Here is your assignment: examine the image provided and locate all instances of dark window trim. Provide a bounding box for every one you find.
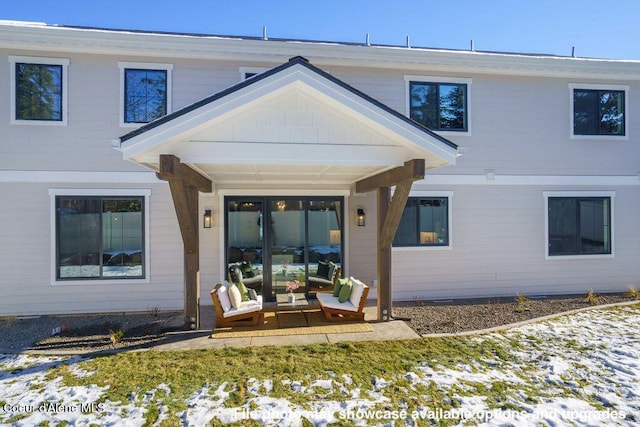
[55,195,146,281]
[409,81,468,132]
[572,88,626,136]
[123,68,168,124]
[15,62,64,122]
[393,196,451,248]
[547,196,612,257]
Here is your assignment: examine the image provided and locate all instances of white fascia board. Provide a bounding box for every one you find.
[416,174,640,186]
[3,22,640,81]
[0,170,160,183]
[177,142,410,166]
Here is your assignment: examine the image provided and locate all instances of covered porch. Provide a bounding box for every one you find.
[117,57,458,328]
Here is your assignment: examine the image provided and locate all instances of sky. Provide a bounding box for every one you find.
[1,0,639,60]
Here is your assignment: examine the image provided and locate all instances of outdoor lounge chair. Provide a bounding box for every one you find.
[316,277,369,322]
[308,261,341,293]
[210,283,263,327]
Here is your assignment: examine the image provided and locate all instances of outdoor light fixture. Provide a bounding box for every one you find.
[356,208,366,226]
[203,209,212,229]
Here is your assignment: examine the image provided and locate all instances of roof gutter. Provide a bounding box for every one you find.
[2,21,639,80]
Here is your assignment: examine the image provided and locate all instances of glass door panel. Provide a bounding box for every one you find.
[226,199,264,294]
[270,198,306,298]
[307,199,343,293]
[224,196,344,301]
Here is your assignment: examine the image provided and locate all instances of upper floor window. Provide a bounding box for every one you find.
[570,84,628,138]
[9,56,69,125]
[393,193,452,248]
[405,76,471,133]
[119,62,173,126]
[545,192,614,258]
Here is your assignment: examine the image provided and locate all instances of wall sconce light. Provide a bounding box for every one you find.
[356,208,366,226]
[203,208,212,229]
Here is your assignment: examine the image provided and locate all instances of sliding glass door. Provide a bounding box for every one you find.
[225,196,343,301]
[270,198,306,296]
[225,199,265,295]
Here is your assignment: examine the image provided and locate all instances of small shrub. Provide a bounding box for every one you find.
[149,306,161,318]
[585,289,602,305]
[624,285,639,300]
[109,329,125,345]
[515,293,530,313]
[3,316,17,327]
[412,296,426,306]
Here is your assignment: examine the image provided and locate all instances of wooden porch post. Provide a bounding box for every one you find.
[356,159,425,321]
[157,154,212,329]
[377,187,392,321]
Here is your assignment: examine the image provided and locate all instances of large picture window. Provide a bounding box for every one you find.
[54,194,147,280]
[9,56,69,125]
[394,195,451,248]
[546,193,613,257]
[570,84,628,138]
[406,76,470,132]
[119,62,173,126]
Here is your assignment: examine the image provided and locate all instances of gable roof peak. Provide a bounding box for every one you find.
[289,56,310,63]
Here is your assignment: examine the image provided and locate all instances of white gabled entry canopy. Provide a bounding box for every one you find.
[117,56,458,189]
[116,56,459,327]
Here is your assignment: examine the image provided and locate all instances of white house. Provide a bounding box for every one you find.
[1,21,639,324]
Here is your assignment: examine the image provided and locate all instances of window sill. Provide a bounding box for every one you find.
[433,130,471,137]
[52,277,150,286]
[545,254,614,260]
[11,119,67,126]
[571,134,628,141]
[393,245,452,252]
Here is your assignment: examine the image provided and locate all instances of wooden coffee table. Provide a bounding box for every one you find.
[276,293,311,326]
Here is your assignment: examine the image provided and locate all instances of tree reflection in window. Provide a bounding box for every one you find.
[124,69,167,123]
[574,89,625,136]
[410,82,467,131]
[16,63,62,121]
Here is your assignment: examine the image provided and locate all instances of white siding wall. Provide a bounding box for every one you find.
[199,193,223,302]
[392,185,640,300]
[0,182,184,316]
[2,44,639,314]
[328,67,640,177]
[347,192,377,292]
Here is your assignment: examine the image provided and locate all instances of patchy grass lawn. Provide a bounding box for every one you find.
[1,304,638,426]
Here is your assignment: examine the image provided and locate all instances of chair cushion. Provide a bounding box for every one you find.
[233,267,244,283]
[317,293,358,312]
[317,261,329,279]
[338,280,352,303]
[217,285,232,313]
[228,284,242,309]
[222,296,263,318]
[334,277,349,297]
[349,277,366,308]
[236,282,250,301]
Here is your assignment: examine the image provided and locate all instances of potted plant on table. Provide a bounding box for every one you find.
[286,280,300,303]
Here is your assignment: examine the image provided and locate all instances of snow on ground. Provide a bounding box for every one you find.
[0,306,638,426]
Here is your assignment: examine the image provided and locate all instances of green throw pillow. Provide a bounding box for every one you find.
[334,277,349,297]
[236,282,250,302]
[338,281,353,303]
